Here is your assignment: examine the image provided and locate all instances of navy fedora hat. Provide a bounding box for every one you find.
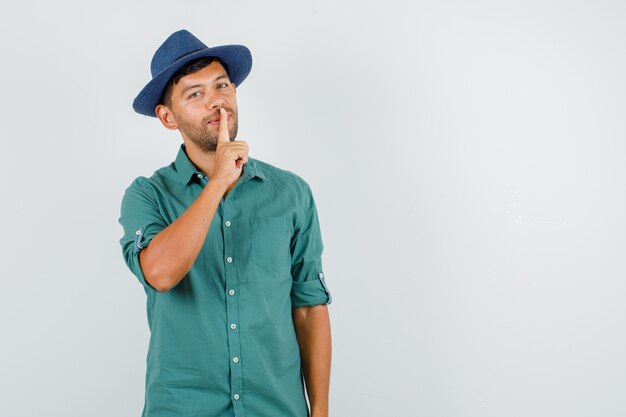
[133,29,252,117]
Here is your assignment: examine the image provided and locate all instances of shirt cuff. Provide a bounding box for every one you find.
[291,271,332,307]
[125,227,160,293]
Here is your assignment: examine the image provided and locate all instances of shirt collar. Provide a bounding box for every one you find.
[173,143,266,185]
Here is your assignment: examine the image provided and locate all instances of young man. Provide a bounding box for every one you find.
[118,29,332,417]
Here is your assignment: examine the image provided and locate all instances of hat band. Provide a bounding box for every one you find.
[173,48,203,63]
[154,48,205,78]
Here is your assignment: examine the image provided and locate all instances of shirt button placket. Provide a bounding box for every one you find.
[222,202,245,417]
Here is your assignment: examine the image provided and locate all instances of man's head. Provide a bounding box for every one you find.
[132,29,251,123]
[155,57,239,153]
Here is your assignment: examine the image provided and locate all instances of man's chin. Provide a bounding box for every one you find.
[185,136,217,153]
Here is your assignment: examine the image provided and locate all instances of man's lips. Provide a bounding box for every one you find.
[208,112,230,125]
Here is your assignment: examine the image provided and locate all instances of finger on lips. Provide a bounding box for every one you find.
[218,108,229,142]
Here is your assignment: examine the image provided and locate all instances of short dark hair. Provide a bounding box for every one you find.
[158,56,226,107]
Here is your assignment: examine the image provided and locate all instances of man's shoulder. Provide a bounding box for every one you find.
[250,156,313,195]
[122,162,175,194]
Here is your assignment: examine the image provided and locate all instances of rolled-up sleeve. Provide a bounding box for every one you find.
[290,182,332,307]
[118,178,168,293]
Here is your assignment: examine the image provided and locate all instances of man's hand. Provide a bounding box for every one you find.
[211,107,248,190]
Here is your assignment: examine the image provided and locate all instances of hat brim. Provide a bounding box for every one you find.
[133,45,252,117]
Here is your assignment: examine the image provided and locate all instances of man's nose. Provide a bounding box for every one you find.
[206,93,225,109]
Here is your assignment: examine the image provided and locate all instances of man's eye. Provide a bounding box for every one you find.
[189,91,201,98]
[218,83,228,88]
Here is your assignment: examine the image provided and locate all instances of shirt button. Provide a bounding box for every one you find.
[234,394,240,400]
[197,173,203,179]
[229,289,235,296]
[233,357,239,363]
[226,256,233,263]
[230,323,237,330]
[225,221,231,227]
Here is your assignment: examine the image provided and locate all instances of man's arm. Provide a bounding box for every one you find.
[138,179,228,291]
[292,304,332,417]
[140,108,245,292]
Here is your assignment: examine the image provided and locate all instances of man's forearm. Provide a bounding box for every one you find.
[139,179,229,292]
[292,304,332,417]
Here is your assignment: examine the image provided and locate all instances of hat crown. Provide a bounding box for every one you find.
[150,30,208,77]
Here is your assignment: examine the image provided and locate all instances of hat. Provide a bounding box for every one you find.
[133,29,252,117]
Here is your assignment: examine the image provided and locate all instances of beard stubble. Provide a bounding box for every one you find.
[176,109,239,153]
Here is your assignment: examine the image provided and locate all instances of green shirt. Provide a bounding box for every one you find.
[118,143,332,417]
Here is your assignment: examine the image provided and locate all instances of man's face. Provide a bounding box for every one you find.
[160,60,239,152]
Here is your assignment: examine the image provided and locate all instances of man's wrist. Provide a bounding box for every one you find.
[206,178,230,194]
[311,404,329,417]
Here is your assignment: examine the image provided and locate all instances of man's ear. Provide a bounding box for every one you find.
[231,82,237,93]
[155,104,179,130]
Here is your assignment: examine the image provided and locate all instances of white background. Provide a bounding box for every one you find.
[1,1,625,416]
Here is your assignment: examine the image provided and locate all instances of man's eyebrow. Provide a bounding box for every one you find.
[180,74,229,97]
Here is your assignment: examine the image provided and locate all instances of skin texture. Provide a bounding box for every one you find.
[143,60,332,417]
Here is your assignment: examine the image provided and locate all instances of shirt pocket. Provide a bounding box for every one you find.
[250,216,293,275]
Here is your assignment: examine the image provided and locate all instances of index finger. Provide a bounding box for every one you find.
[218,108,229,143]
